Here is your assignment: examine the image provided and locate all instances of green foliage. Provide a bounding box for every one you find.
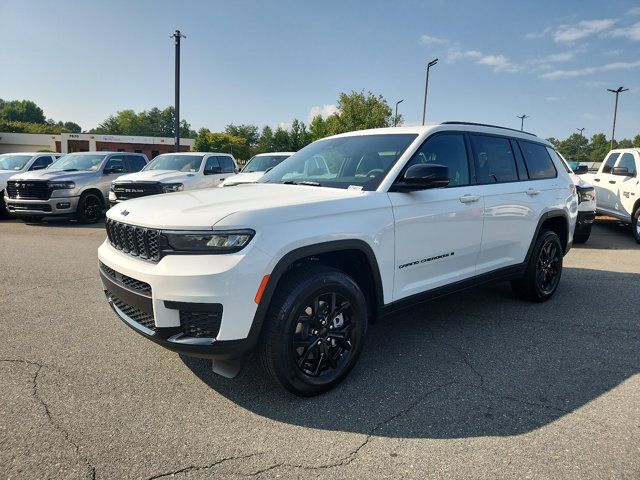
[0,120,72,134]
[257,126,274,152]
[194,129,250,159]
[332,90,394,134]
[90,106,195,138]
[558,133,589,162]
[225,124,259,147]
[309,115,328,142]
[0,99,46,124]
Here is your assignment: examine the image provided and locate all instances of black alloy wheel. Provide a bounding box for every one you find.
[536,240,561,294]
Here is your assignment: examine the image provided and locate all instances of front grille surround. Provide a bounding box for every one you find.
[113,182,163,201]
[105,219,160,262]
[6,180,53,200]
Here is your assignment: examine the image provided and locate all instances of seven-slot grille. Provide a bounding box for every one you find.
[113,182,163,201]
[6,180,52,200]
[99,262,152,296]
[105,218,160,261]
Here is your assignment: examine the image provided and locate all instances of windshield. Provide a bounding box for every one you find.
[242,154,290,173]
[0,154,33,171]
[49,154,106,171]
[143,154,204,172]
[259,134,418,190]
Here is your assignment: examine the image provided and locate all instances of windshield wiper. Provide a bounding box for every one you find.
[281,180,321,186]
[62,168,79,172]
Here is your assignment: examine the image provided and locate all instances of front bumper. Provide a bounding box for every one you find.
[576,210,596,233]
[98,240,273,359]
[5,195,80,216]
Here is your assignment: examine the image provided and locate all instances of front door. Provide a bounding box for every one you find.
[389,132,484,301]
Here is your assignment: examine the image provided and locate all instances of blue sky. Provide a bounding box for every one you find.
[1,0,639,140]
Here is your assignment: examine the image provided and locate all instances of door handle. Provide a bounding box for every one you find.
[459,195,480,203]
[525,188,540,196]
[609,180,616,184]
[594,178,600,182]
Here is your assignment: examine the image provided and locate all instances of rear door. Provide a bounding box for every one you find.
[473,135,552,274]
[389,132,485,300]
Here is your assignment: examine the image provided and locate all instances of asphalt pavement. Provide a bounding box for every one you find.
[1,217,639,479]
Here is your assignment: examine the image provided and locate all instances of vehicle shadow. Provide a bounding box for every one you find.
[11,218,106,229]
[574,218,637,250]
[181,266,639,439]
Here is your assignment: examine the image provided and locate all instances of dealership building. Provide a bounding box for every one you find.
[0,132,194,159]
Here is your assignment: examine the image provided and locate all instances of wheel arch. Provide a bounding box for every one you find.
[246,240,384,350]
[78,187,107,209]
[525,210,571,263]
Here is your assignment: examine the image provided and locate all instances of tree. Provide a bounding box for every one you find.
[546,137,560,148]
[634,135,640,148]
[63,121,82,133]
[271,127,291,152]
[333,90,394,133]
[617,139,634,148]
[91,106,195,138]
[257,126,274,153]
[0,99,46,124]
[194,129,250,160]
[558,133,589,162]
[588,133,609,164]
[309,115,328,142]
[225,124,259,147]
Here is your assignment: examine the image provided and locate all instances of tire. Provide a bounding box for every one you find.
[75,192,103,224]
[632,208,640,244]
[0,191,8,219]
[258,265,368,396]
[573,224,592,244]
[511,230,563,302]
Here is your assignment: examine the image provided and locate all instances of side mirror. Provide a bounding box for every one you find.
[204,166,222,175]
[393,164,450,192]
[572,165,588,174]
[611,166,631,176]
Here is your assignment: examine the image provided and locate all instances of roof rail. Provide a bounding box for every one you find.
[441,121,537,137]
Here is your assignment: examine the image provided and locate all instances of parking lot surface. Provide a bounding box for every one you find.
[1,218,639,479]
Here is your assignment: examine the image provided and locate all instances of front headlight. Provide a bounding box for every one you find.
[110,182,115,192]
[163,229,255,253]
[48,181,75,190]
[577,186,595,204]
[162,183,184,193]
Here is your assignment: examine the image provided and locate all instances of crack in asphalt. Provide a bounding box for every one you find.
[146,452,266,479]
[0,358,97,480]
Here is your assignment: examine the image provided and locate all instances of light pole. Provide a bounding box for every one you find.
[577,127,585,137]
[171,30,186,153]
[422,58,438,125]
[577,128,585,163]
[394,99,404,127]
[517,114,529,131]
[607,86,628,150]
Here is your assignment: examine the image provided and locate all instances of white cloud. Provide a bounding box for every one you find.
[581,112,599,120]
[276,122,291,131]
[628,7,640,16]
[419,35,448,45]
[525,27,551,39]
[540,60,640,78]
[307,104,338,123]
[553,19,616,42]
[545,96,563,102]
[608,21,640,40]
[476,54,520,73]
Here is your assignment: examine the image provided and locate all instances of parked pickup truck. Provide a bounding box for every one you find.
[110,152,238,205]
[583,148,640,243]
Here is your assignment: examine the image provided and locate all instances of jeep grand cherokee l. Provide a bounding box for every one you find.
[98,122,577,396]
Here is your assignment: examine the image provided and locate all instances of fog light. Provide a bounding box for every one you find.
[56,202,71,209]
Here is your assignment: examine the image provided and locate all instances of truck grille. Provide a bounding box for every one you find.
[113,182,163,201]
[99,262,152,296]
[105,219,161,262]
[109,293,156,331]
[6,180,52,200]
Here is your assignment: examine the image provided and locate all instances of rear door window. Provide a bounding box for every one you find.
[518,141,557,180]
[218,156,236,173]
[126,155,147,172]
[470,135,518,184]
[204,156,221,174]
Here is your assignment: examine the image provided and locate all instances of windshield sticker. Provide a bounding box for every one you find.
[347,185,363,191]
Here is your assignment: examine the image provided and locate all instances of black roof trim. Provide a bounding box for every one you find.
[441,121,537,137]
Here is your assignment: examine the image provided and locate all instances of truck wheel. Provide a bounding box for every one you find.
[258,265,368,396]
[632,208,640,244]
[75,192,103,224]
[573,224,592,244]
[0,191,8,218]
[511,230,563,302]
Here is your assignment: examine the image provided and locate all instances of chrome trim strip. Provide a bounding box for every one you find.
[167,332,215,345]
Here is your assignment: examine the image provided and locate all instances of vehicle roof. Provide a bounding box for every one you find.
[608,148,640,153]
[253,152,296,156]
[326,122,549,145]
[0,152,57,156]
[154,151,233,156]
[62,151,145,155]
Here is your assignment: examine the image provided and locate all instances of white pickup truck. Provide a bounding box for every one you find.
[583,148,640,243]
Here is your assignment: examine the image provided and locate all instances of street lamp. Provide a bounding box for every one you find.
[171,29,186,153]
[607,86,628,150]
[516,114,529,131]
[577,127,585,137]
[421,58,438,125]
[394,99,404,127]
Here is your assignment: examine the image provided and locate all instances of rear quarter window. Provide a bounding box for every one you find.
[518,141,557,180]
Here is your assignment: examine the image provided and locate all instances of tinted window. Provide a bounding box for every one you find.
[519,141,557,180]
[616,153,636,175]
[104,156,126,172]
[602,152,620,173]
[204,156,220,173]
[30,156,53,170]
[218,156,235,173]
[404,134,469,187]
[127,155,146,172]
[471,135,518,183]
[547,148,572,174]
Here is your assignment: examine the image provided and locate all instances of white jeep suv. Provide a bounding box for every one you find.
[98,122,577,396]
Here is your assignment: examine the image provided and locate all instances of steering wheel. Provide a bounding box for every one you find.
[366,169,384,178]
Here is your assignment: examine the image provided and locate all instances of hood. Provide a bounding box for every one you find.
[9,169,96,182]
[107,183,362,230]
[222,171,264,186]
[114,170,198,184]
[0,170,23,189]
